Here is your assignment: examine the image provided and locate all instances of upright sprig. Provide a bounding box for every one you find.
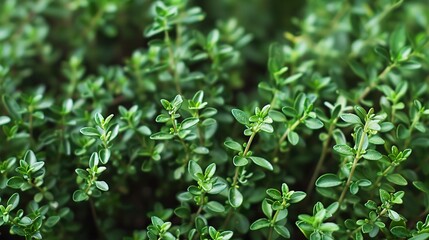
[186,90,218,146]
[147,216,177,240]
[74,113,118,201]
[226,104,274,209]
[0,193,42,240]
[306,100,347,194]
[371,146,412,190]
[174,160,227,238]
[250,183,306,239]
[144,0,205,94]
[151,94,207,178]
[296,202,340,240]
[270,93,323,150]
[316,106,387,206]
[345,189,405,239]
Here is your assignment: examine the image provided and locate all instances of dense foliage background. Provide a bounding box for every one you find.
[1,0,429,239]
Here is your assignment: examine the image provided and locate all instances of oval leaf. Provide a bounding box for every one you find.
[316,174,343,188]
[249,156,273,171]
[228,188,243,208]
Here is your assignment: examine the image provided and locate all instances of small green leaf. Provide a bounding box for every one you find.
[262,199,272,218]
[228,188,243,208]
[25,150,37,165]
[7,176,25,189]
[2,95,22,120]
[319,222,340,232]
[75,169,89,179]
[274,225,291,238]
[316,174,342,188]
[80,127,100,137]
[99,149,111,164]
[45,216,61,228]
[220,231,233,239]
[413,181,429,193]
[363,149,382,160]
[379,189,390,203]
[0,116,11,125]
[374,45,390,62]
[389,26,406,56]
[290,191,306,203]
[409,233,429,240]
[150,132,174,140]
[155,114,170,123]
[388,209,401,221]
[350,182,359,195]
[193,146,209,154]
[260,123,274,133]
[224,140,243,152]
[249,156,273,171]
[390,226,409,238]
[181,117,199,129]
[137,126,152,136]
[72,190,89,202]
[89,152,99,168]
[266,189,282,200]
[188,160,203,180]
[340,113,362,125]
[204,163,216,178]
[282,106,297,118]
[396,124,410,140]
[30,162,44,172]
[231,109,249,125]
[287,131,299,145]
[282,73,303,85]
[206,201,225,213]
[19,217,32,226]
[386,174,407,186]
[95,181,109,191]
[7,193,19,211]
[269,110,287,122]
[171,95,183,112]
[304,118,324,129]
[233,156,248,167]
[333,144,354,156]
[348,60,367,79]
[356,179,372,187]
[362,223,373,233]
[200,107,217,118]
[250,218,270,230]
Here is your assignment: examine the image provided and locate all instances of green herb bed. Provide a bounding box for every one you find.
[0,0,429,239]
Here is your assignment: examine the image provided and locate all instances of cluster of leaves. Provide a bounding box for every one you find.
[1,0,429,239]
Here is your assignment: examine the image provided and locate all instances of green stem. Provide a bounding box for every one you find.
[404,114,420,148]
[269,90,278,108]
[357,64,395,104]
[164,29,182,94]
[83,7,104,41]
[338,124,368,206]
[195,112,205,146]
[267,210,281,240]
[306,121,336,195]
[372,164,394,190]
[278,117,303,146]
[223,132,257,229]
[189,192,205,226]
[232,132,256,187]
[325,0,350,35]
[349,208,387,237]
[171,115,190,162]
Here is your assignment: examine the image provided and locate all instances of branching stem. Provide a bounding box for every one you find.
[338,123,369,206]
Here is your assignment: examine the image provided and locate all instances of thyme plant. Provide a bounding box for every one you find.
[0,0,429,239]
